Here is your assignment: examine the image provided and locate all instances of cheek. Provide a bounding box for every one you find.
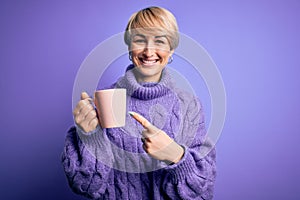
[131,56,139,65]
[159,51,171,61]
[130,43,144,53]
[130,48,143,57]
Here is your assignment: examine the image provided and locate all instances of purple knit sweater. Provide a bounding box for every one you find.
[62,67,217,200]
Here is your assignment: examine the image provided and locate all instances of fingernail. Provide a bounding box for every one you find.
[128,111,135,116]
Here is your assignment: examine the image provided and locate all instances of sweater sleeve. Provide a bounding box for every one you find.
[161,95,217,200]
[61,125,115,199]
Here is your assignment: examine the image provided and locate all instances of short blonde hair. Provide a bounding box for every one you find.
[124,6,179,50]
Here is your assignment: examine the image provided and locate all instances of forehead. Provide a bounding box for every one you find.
[130,28,168,38]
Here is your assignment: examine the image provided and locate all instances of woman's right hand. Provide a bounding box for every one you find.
[73,92,99,133]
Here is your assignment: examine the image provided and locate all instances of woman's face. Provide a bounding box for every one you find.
[129,32,174,82]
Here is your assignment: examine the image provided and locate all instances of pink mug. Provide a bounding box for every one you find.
[94,88,126,128]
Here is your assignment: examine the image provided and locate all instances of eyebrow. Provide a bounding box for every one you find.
[155,35,167,39]
[133,34,167,39]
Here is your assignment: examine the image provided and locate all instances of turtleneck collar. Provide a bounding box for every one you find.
[115,64,174,100]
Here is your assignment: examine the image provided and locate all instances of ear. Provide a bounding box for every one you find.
[169,49,174,57]
[128,46,132,59]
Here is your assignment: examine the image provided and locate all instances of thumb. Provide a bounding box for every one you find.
[81,91,90,100]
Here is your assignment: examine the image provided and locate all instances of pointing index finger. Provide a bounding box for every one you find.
[128,111,151,128]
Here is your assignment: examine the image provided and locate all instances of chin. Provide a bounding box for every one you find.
[132,66,162,81]
[138,67,160,75]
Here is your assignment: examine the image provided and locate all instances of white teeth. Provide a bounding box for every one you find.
[142,59,157,64]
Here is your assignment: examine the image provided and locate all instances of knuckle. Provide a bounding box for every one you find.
[92,118,98,124]
[78,100,85,107]
[74,115,81,124]
[80,107,88,114]
[82,104,93,113]
[90,110,97,118]
[83,99,92,106]
[85,111,95,120]
[79,100,89,109]
[90,119,98,127]
[86,104,93,111]
[81,104,88,110]
[92,110,97,117]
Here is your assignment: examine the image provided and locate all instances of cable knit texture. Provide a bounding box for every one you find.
[62,65,217,200]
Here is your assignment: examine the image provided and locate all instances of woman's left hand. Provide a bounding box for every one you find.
[129,111,184,164]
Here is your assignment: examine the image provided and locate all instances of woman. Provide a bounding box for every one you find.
[62,6,216,200]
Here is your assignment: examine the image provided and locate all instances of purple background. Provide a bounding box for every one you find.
[1,0,299,199]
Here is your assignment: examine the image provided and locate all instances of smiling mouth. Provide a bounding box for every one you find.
[139,58,159,66]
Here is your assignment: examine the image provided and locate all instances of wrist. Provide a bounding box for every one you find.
[171,145,184,164]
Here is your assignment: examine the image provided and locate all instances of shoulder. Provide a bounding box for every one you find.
[172,88,202,112]
[170,87,204,126]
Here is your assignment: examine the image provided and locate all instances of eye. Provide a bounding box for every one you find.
[155,40,165,44]
[134,39,146,44]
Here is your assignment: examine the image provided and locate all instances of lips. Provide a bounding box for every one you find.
[139,58,159,66]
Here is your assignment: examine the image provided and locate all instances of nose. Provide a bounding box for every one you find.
[143,42,155,57]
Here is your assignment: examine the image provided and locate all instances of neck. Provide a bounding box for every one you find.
[116,66,174,100]
[132,69,162,83]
